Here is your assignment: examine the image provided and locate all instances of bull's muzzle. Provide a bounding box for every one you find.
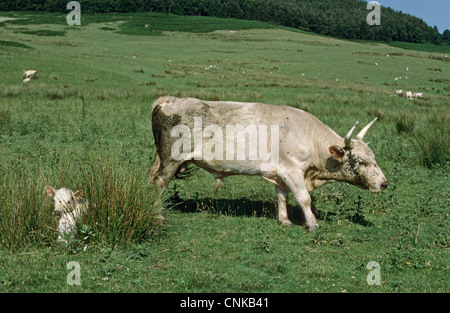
[369,180,388,193]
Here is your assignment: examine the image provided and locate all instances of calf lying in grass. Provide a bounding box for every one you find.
[45,186,88,243]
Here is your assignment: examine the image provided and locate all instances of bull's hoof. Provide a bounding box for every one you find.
[279,219,293,227]
[307,223,319,233]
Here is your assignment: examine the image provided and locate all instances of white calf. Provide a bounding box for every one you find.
[395,89,403,96]
[414,92,423,99]
[405,91,413,99]
[45,186,88,243]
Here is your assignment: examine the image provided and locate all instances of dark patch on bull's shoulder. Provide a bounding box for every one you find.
[152,105,182,128]
[152,105,182,149]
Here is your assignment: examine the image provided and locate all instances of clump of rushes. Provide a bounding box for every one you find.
[0,168,53,251]
[77,158,165,245]
[413,114,449,168]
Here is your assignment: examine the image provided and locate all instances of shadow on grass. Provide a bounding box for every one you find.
[169,194,374,228]
[168,194,310,227]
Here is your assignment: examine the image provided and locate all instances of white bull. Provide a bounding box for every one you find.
[149,96,388,231]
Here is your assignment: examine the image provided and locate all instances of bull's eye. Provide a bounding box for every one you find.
[358,160,368,167]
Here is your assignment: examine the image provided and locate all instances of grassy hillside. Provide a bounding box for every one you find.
[1,0,447,45]
[0,12,448,293]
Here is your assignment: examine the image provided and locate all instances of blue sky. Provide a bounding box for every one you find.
[380,0,449,33]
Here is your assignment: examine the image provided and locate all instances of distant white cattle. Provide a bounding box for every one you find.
[45,186,88,243]
[23,70,37,78]
[405,91,413,99]
[23,78,30,83]
[414,92,423,99]
[395,90,403,96]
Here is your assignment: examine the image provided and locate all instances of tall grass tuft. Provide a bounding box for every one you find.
[395,111,416,134]
[77,158,165,245]
[0,168,53,251]
[0,108,11,128]
[413,114,449,168]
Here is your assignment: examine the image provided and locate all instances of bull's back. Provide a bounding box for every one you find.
[151,96,332,161]
[152,96,313,128]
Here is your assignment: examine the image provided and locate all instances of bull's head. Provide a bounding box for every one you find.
[328,118,388,193]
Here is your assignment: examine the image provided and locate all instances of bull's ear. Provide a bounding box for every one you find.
[73,190,83,199]
[45,186,56,197]
[329,145,345,161]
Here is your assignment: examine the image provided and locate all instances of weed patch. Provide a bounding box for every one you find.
[0,40,33,49]
[17,29,65,36]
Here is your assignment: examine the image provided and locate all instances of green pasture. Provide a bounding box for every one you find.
[0,12,448,293]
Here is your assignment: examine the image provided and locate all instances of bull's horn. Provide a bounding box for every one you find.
[356,118,377,141]
[344,121,359,148]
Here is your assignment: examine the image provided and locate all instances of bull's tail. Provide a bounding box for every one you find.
[148,152,161,181]
[149,98,164,182]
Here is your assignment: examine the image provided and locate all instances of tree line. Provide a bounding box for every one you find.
[1,0,448,45]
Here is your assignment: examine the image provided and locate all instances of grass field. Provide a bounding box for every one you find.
[0,11,448,293]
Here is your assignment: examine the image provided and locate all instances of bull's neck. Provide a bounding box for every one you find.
[315,132,345,167]
[306,135,347,191]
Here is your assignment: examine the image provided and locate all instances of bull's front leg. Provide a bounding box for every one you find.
[282,171,318,232]
[275,185,292,226]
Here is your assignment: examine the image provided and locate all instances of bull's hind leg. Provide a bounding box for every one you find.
[153,159,185,197]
